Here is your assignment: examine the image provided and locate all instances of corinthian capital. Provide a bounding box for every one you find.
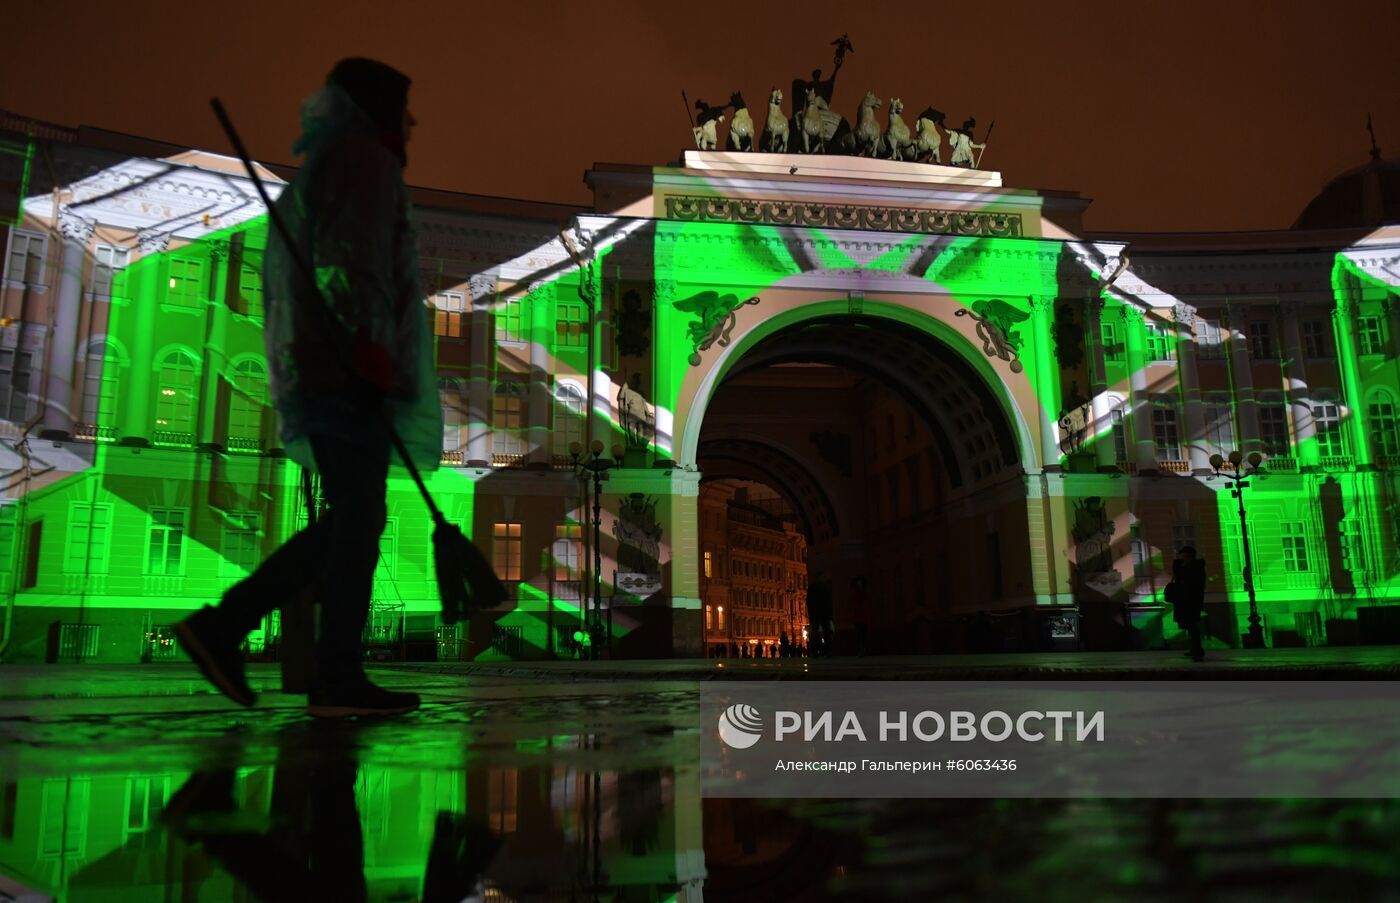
[1172,303,1197,326]
[1118,304,1145,325]
[58,209,96,243]
[468,273,496,304]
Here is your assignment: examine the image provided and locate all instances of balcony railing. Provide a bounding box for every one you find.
[1157,459,1190,473]
[1384,455,1400,470]
[440,449,465,465]
[1266,456,1298,472]
[1319,455,1354,471]
[1116,461,1137,475]
[72,422,117,442]
[152,430,195,448]
[226,435,263,454]
[491,452,527,468]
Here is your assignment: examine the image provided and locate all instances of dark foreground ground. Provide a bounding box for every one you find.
[1,648,1397,902]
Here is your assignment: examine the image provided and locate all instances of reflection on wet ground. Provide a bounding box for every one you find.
[1,665,1398,901]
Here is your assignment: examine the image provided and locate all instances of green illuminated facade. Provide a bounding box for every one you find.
[2,116,1399,661]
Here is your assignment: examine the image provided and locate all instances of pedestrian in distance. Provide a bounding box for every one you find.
[177,58,442,717]
[1167,545,1208,661]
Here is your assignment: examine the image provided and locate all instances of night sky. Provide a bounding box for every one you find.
[4,0,1397,233]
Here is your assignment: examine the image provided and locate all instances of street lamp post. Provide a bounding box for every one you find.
[1210,449,1266,649]
[570,439,624,659]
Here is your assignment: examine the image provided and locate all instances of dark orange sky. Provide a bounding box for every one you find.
[5,0,1397,233]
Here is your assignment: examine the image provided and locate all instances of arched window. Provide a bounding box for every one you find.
[82,340,120,428]
[1370,391,1400,459]
[555,382,585,455]
[155,350,197,435]
[228,359,267,442]
[491,382,526,458]
[440,378,466,452]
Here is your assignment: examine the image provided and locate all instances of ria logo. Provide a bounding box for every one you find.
[718,703,764,749]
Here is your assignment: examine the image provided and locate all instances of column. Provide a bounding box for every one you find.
[1225,301,1260,455]
[1030,296,1061,471]
[465,273,493,467]
[527,281,553,466]
[42,209,95,436]
[123,229,169,439]
[1174,303,1209,472]
[197,241,229,447]
[1122,305,1155,471]
[1281,308,1316,465]
[650,279,676,465]
[1332,281,1370,468]
[1085,297,1117,472]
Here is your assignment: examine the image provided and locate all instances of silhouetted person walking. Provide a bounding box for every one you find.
[807,571,834,656]
[1170,546,1207,661]
[177,58,440,717]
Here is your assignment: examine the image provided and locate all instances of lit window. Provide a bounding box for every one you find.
[493,521,522,581]
[440,379,466,452]
[554,383,584,454]
[705,605,713,631]
[553,522,581,597]
[155,351,197,434]
[1281,522,1308,572]
[703,550,713,579]
[433,291,465,338]
[166,258,203,307]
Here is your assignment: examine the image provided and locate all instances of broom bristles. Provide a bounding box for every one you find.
[433,522,506,625]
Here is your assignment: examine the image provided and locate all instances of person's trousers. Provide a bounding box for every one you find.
[1185,614,1205,657]
[214,434,390,688]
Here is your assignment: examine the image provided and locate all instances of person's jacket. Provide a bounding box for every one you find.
[264,85,440,473]
[1171,557,1207,615]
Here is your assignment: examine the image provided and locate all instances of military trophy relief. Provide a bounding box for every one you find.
[684,34,993,169]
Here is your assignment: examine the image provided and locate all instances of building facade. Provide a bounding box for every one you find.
[1,109,1399,662]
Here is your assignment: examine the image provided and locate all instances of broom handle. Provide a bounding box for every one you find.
[209,97,444,525]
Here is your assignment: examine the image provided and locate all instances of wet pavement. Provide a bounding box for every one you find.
[1,655,1398,901]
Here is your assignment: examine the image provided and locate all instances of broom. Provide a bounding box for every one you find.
[210,97,503,625]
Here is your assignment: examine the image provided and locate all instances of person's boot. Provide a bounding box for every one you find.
[307,676,420,718]
[175,606,256,706]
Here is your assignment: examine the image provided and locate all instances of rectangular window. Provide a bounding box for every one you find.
[1302,319,1328,358]
[221,512,261,576]
[717,604,725,631]
[125,776,169,837]
[1203,401,1235,453]
[1313,400,1344,457]
[1172,523,1197,553]
[238,265,263,320]
[0,348,34,422]
[1145,322,1175,362]
[4,231,45,284]
[1358,316,1385,355]
[1110,408,1129,463]
[433,291,465,338]
[1152,405,1182,461]
[1101,320,1124,363]
[1371,398,1400,458]
[705,605,713,631]
[166,258,203,308]
[1196,318,1225,360]
[703,550,713,579]
[492,384,526,457]
[65,503,111,575]
[493,522,522,581]
[556,300,586,348]
[92,244,130,297]
[1249,320,1274,360]
[494,299,523,343]
[1339,519,1366,574]
[1281,522,1309,572]
[146,508,186,576]
[39,778,90,858]
[1259,404,1291,456]
[0,503,15,577]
